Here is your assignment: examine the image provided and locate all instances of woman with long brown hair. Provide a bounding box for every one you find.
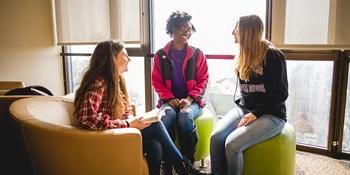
[210,15,289,175]
[74,40,201,175]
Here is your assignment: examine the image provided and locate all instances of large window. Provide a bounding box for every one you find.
[60,0,350,159]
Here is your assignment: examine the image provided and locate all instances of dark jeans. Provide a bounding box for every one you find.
[141,121,184,175]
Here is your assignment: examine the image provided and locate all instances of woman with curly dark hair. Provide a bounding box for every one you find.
[152,11,209,175]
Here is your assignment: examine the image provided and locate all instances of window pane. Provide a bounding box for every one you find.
[286,60,333,148]
[70,45,96,53]
[71,56,90,91]
[70,56,146,115]
[285,0,330,44]
[152,0,266,54]
[205,59,237,117]
[123,57,146,115]
[342,62,350,153]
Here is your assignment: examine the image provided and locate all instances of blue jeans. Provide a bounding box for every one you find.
[160,103,202,172]
[160,103,202,134]
[141,121,184,175]
[210,108,285,175]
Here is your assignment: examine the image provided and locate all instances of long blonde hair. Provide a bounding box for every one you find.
[235,15,268,81]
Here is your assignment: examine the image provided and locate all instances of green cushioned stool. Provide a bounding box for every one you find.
[243,123,296,175]
[193,108,214,161]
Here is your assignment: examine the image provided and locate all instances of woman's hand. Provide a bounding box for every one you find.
[237,113,257,127]
[126,117,150,130]
[178,96,193,109]
[168,98,180,108]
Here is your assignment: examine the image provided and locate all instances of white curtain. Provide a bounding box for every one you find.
[55,0,140,45]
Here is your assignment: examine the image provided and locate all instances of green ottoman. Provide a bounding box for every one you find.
[193,108,214,161]
[243,123,296,175]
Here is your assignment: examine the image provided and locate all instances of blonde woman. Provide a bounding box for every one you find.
[210,15,288,175]
[74,40,199,175]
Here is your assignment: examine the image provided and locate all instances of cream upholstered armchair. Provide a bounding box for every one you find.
[9,96,148,175]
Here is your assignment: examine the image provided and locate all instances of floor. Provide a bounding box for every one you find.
[164,151,350,175]
[295,151,350,175]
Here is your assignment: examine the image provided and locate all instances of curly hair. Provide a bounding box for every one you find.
[166,11,196,37]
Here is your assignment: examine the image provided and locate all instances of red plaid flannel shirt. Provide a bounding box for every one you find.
[76,77,128,130]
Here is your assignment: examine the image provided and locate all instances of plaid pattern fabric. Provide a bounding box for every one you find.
[77,77,128,130]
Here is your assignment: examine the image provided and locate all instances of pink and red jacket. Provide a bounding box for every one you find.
[151,41,209,108]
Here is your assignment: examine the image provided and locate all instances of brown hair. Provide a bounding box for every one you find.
[74,40,129,119]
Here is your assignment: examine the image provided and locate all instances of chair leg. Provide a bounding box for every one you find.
[200,159,207,168]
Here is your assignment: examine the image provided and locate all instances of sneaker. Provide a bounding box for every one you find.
[183,159,208,175]
[162,162,173,175]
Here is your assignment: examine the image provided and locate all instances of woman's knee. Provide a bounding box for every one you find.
[161,108,177,127]
[224,139,242,155]
[177,114,195,132]
[210,132,226,146]
[149,120,167,132]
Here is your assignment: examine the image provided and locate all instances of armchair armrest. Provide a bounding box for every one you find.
[19,120,146,175]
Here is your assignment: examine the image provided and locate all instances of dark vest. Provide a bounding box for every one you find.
[156,47,199,82]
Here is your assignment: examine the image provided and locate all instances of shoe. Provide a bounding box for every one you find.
[161,161,173,175]
[174,163,189,175]
[183,159,208,175]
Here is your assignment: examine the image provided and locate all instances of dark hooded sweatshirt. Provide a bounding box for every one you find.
[234,47,289,121]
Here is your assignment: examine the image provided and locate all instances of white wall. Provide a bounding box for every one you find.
[0,0,64,95]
